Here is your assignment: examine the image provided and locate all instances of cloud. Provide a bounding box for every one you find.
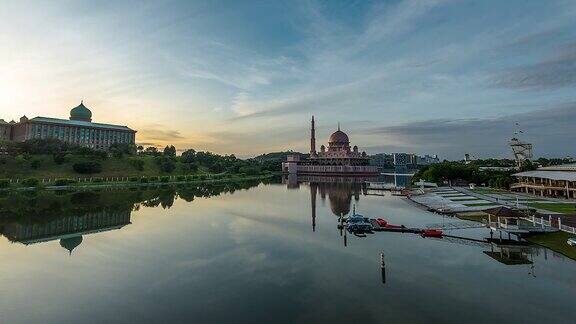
[365,103,576,159]
[493,42,576,89]
[138,124,186,142]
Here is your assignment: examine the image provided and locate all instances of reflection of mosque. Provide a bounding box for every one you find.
[283,175,374,231]
[0,209,131,254]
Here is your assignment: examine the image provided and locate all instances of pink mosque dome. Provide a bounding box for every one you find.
[328,130,349,144]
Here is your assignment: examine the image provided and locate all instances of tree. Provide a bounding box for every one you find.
[17,138,70,155]
[520,160,537,172]
[109,143,136,158]
[180,149,196,163]
[143,146,160,156]
[182,162,198,172]
[155,156,176,173]
[163,145,176,159]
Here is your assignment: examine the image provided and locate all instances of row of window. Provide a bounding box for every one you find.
[28,123,134,145]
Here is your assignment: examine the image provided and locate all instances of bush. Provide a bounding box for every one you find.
[160,176,170,183]
[182,162,198,172]
[176,175,185,181]
[30,158,42,169]
[54,178,74,186]
[72,147,107,159]
[149,176,158,182]
[187,175,196,181]
[129,176,139,182]
[73,161,102,174]
[92,177,104,183]
[239,166,261,176]
[22,178,40,187]
[0,179,10,188]
[198,175,206,180]
[128,157,145,171]
[53,153,66,165]
[140,177,148,183]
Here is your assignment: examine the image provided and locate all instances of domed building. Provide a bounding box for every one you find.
[69,101,93,122]
[5,101,136,150]
[282,116,378,175]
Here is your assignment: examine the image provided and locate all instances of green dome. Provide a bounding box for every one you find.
[70,101,92,122]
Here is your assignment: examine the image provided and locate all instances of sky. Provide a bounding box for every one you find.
[1,0,576,160]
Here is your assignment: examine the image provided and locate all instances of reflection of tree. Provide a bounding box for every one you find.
[0,179,269,221]
[0,179,278,254]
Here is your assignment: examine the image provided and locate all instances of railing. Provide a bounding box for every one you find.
[523,215,576,234]
[510,182,567,190]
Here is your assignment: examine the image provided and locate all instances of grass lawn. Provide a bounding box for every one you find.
[463,202,497,207]
[471,187,506,194]
[527,203,576,214]
[527,231,576,260]
[456,212,490,223]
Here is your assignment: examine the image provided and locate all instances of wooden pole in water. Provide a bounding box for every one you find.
[380,252,386,285]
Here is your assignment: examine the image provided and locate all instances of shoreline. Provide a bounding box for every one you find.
[0,173,280,192]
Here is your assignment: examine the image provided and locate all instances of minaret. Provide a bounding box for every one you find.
[310,116,317,156]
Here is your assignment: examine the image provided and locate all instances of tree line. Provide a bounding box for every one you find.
[412,160,539,189]
[0,138,280,176]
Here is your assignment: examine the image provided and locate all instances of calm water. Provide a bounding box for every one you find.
[0,177,574,324]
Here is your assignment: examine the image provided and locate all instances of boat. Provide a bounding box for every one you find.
[345,206,373,233]
[421,229,443,238]
[376,218,404,229]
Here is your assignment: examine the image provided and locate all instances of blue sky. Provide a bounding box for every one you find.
[1,0,576,159]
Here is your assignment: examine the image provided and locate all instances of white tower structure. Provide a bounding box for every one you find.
[509,123,533,167]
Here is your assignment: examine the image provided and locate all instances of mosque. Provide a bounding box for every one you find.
[282,116,379,175]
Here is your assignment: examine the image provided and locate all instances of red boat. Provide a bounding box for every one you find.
[376,218,388,227]
[421,229,443,238]
[376,218,405,229]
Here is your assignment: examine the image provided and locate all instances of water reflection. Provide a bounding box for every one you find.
[286,174,571,279]
[2,208,131,254]
[0,176,574,323]
[0,179,268,254]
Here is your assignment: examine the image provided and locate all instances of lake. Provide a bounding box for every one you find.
[0,176,574,324]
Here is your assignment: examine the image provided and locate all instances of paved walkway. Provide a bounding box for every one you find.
[452,187,560,214]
